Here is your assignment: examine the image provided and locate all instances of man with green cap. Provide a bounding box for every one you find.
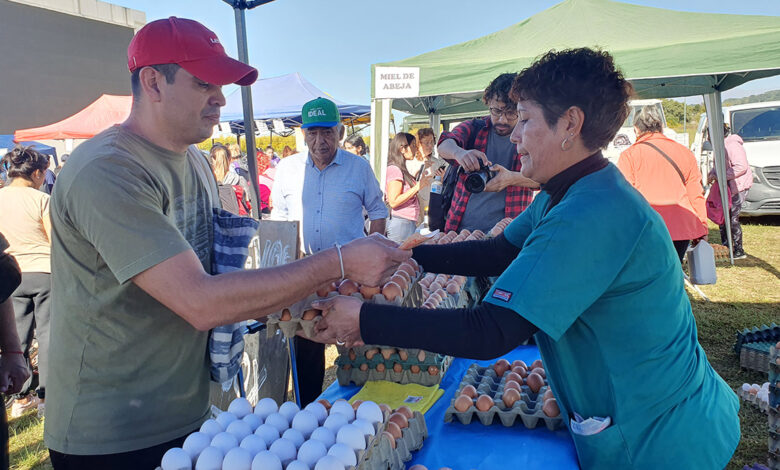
[272,97,388,404]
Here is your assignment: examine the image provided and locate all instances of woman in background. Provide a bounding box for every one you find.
[384,133,431,242]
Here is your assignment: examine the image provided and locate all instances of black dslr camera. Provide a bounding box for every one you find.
[463,162,495,193]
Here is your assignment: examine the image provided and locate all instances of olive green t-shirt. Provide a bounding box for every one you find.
[45,126,214,454]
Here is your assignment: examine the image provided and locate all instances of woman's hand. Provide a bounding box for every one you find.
[310,295,364,347]
[484,164,541,192]
[341,234,411,287]
[0,354,30,395]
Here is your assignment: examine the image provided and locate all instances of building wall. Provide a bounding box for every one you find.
[0,0,144,134]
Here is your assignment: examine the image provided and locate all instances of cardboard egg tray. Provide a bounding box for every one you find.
[734,323,779,356]
[738,386,772,414]
[265,275,424,339]
[443,363,564,431]
[355,410,428,470]
[740,342,773,375]
[336,346,453,387]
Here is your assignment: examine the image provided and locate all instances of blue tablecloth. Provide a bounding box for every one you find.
[319,345,579,469]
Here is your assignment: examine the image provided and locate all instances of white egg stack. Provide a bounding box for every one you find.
[159,397,385,470]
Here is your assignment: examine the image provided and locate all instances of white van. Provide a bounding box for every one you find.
[691,101,780,216]
[603,99,684,163]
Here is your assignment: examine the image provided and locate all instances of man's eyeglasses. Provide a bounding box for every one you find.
[489,107,519,119]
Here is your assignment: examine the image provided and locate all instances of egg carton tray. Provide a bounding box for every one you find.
[443,364,563,430]
[735,324,780,355]
[741,344,772,375]
[336,352,453,387]
[357,410,428,470]
[265,278,423,339]
[770,346,780,384]
[738,387,772,414]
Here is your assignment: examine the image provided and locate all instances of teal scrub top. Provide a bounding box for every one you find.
[484,164,739,470]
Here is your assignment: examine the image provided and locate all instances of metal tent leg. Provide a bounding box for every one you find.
[287,337,301,407]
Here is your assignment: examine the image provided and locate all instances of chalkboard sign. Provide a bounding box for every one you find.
[210,220,300,409]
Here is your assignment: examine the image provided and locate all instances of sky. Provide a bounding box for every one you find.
[109,0,780,107]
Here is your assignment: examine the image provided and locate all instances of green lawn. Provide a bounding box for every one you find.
[7,218,779,470]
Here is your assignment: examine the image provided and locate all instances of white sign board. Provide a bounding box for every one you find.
[375,66,420,99]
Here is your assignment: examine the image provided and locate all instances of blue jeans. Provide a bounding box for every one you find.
[387,216,417,243]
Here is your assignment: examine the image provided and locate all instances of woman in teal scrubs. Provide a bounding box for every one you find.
[311,48,740,469]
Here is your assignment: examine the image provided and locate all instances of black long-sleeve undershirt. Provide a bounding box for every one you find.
[410,233,520,277]
[360,299,538,360]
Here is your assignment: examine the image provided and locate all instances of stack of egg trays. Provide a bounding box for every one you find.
[335,347,453,387]
[357,410,428,470]
[443,363,564,431]
[265,273,423,339]
[769,345,780,469]
[741,342,774,375]
[735,324,780,356]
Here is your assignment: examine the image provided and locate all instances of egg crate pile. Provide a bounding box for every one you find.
[155,396,427,470]
[735,323,780,362]
[335,346,453,387]
[739,383,773,414]
[769,343,780,410]
[443,359,563,430]
[265,258,424,339]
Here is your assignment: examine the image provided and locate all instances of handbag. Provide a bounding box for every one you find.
[687,240,717,285]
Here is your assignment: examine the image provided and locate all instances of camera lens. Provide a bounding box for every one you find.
[464,171,488,193]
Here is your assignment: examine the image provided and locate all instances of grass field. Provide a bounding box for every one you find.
[6,218,779,470]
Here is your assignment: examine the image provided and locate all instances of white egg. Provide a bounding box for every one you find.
[221,447,252,470]
[282,428,305,449]
[336,424,366,451]
[161,447,192,470]
[227,397,253,419]
[304,402,328,425]
[239,434,266,457]
[291,410,319,439]
[322,414,348,434]
[327,443,357,467]
[264,412,290,434]
[210,432,239,455]
[226,420,252,441]
[253,398,278,421]
[315,455,347,470]
[250,451,282,470]
[254,423,280,447]
[309,427,336,449]
[195,446,224,470]
[200,419,224,438]
[297,439,327,468]
[355,401,383,425]
[329,400,355,421]
[216,412,239,430]
[183,432,212,462]
[268,438,297,466]
[351,418,375,437]
[242,414,262,432]
[286,460,310,470]
[278,401,301,424]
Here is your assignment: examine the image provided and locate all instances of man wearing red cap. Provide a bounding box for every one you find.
[44,18,407,469]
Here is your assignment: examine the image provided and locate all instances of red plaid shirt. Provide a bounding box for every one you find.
[438,117,533,232]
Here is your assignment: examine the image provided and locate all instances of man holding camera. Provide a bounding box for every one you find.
[437,73,538,232]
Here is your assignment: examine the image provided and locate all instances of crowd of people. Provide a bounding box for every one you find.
[0,14,752,470]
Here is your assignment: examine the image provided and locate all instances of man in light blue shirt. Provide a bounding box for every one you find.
[271,97,387,404]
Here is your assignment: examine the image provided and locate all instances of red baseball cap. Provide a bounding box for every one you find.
[127,17,258,86]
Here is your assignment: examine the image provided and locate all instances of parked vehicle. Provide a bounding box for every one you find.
[691,101,780,216]
[603,99,685,163]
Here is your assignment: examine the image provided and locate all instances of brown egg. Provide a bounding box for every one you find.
[428,365,439,376]
[531,367,546,378]
[506,372,523,384]
[280,309,292,321]
[390,274,409,290]
[460,229,471,237]
[394,268,412,284]
[461,384,478,398]
[542,398,560,417]
[381,347,396,360]
[502,388,522,408]
[348,349,356,360]
[504,380,522,393]
[445,281,460,294]
[433,288,448,299]
[429,281,443,292]
[428,292,443,304]
[359,284,382,300]
[476,395,494,412]
[493,359,510,377]
[379,403,392,416]
[385,421,402,440]
[315,285,332,297]
[410,365,421,374]
[512,366,527,378]
[407,257,420,270]
[351,400,363,410]
[453,275,467,286]
[365,348,379,360]
[530,359,544,370]
[471,230,485,239]
[526,372,544,393]
[446,231,458,238]
[393,363,403,373]
[376,363,386,373]
[435,274,448,285]
[389,412,409,429]
[398,350,409,361]
[359,363,369,371]
[317,399,331,410]
[302,309,319,321]
[543,388,555,401]
[395,406,413,420]
[382,431,397,449]
[417,350,426,362]
[421,301,436,309]
[454,395,473,412]
[398,263,416,279]
[338,279,360,296]
[382,281,403,301]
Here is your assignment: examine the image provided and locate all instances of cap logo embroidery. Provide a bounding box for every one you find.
[492,288,512,302]
[308,108,326,117]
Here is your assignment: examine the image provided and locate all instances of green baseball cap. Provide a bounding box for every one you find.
[301,97,340,128]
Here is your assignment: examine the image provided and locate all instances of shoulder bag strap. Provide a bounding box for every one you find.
[638,141,686,185]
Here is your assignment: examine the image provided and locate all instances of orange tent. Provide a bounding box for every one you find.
[14,94,131,141]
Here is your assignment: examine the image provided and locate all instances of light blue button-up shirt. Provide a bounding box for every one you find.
[271,148,388,254]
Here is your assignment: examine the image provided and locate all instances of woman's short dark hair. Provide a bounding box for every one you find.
[2,145,49,181]
[344,134,367,156]
[510,48,632,151]
[483,73,518,106]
